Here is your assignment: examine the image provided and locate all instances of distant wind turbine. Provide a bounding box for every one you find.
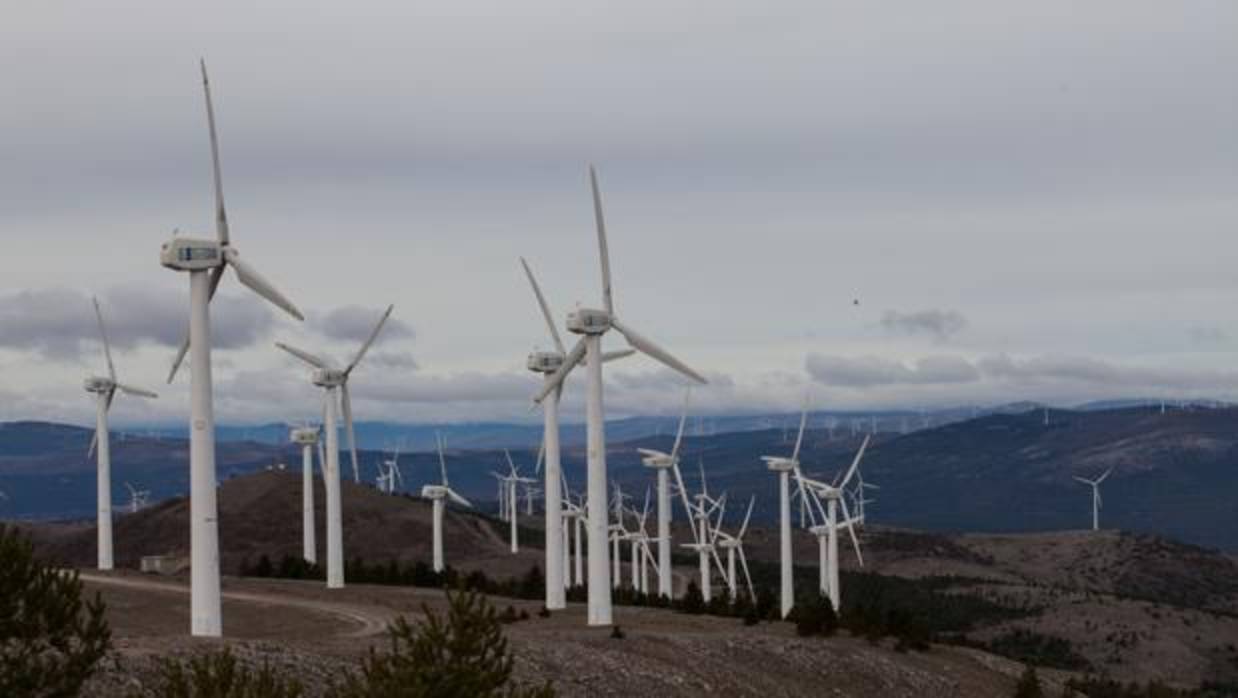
[1073,467,1113,531]
[423,433,472,572]
[85,297,157,571]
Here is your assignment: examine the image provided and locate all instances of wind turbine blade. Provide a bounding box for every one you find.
[699,460,709,499]
[610,318,707,385]
[738,495,755,538]
[589,165,614,316]
[436,431,448,486]
[671,463,700,545]
[116,383,158,399]
[533,337,586,403]
[341,383,359,483]
[504,449,518,477]
[275,342,330,369]
[346,304,393,375]
[671,388,690,459]
[839,435,871,489]
[601,349,636,363]
[200,59,230,246]
[92,297,117,382]
[738,547,757,601]
[535,439,545,475]
[88,430,98,459]
[317,438,326,478]
[791,404,809,462]
[839,496,864,566]
[448,489,472,508]
[223,248,304,321]
[1095,489,1103,510]
[167,266,226,383]
[1097,467,1114,484]
[519,257,566,355]
[1072,476,1092,486]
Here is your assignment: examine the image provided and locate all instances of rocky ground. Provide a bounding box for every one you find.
[79,570,1031,697]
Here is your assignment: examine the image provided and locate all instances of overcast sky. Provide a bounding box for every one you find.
[1,1,1235,428]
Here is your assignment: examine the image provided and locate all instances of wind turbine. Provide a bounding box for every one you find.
[85,297,157,570]
[379,445,404,495]
[533,166,708,626]
[275,304,393,589]
[423,433,472,572]
[289,426,320,564]
[679,462,728,603]
[500,450,537,553]
[637,390,690,598]
[796,436,869,611]
[1073,467,1113,531]
[161,62,304,637]
[123,482,151,514]
[759,403,809,618]
[519,257,631,610]
[715,495,757,601]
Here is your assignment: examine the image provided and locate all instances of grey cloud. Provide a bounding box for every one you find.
[1189,326,1228,345]
[0,286,274,360]
[368,351,419,370]
[805,354,979,388]
[310,305,414,345]
[881,309,967,341]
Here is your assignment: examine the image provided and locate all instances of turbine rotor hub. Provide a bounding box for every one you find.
[566,308,610,335]
[83,377,114,393]
[313,369,347,387]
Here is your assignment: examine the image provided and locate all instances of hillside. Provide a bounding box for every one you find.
[6,405,1238,552]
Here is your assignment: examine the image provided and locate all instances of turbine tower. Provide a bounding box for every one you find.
[423,433,472,572]
[533,166,707,626]
[679,463,727,602]
[123,482,151,514]
[161,61,304,637]
[1073,467,1113,531]
[275,304,393,589]
[637,390,691,598]
[85,297,157,570]
[759,404,809,618]
[501,450,537,553]
[796,435,869,611]
[290,426,320,564]
[519,257,631,609]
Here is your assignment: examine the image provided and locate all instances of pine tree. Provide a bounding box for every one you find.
[0,524,112,697]
[327,589,554,698]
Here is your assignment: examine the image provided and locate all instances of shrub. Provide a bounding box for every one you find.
[793,593,838,638]
[1013,664,1043,698]
[0,524,112,697]
[327,589,553,698]
[133,648,303,698]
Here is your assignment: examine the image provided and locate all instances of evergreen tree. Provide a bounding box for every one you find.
[0,524,112,697]
[1013,665,1043,698]
[327,589,553,698]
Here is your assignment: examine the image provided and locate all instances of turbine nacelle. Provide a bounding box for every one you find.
[637,448,676,469]
[762,456,797,473]
[421,485,448,499]
[312,368,348,387]
[289,427,318,445]
[160,237,223,271]
[527,351,564,373]
[83,376,114,393]
[566,307,611,335]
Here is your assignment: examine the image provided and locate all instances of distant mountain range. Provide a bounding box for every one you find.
[3,401,1236,551]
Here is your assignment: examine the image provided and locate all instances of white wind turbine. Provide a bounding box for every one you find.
[275,304,394,589]
[679,463,728,602]
[715,495,757,602]
[500,450,537,553]
[423,433,472,572]
[796,435,870,612]
[560,479,587,589]
[379,445,404,495]
[1073,467,1113,531]
[533,166,708,625]
[637,390,691,598]
[759,404,810,618]
[519,257,631,610]
[625,489,659,594]
[608,483,633,590]
[123,482,151,514]
[161,62,304,637]
[85,297,158,570]
[289,426,321,564]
